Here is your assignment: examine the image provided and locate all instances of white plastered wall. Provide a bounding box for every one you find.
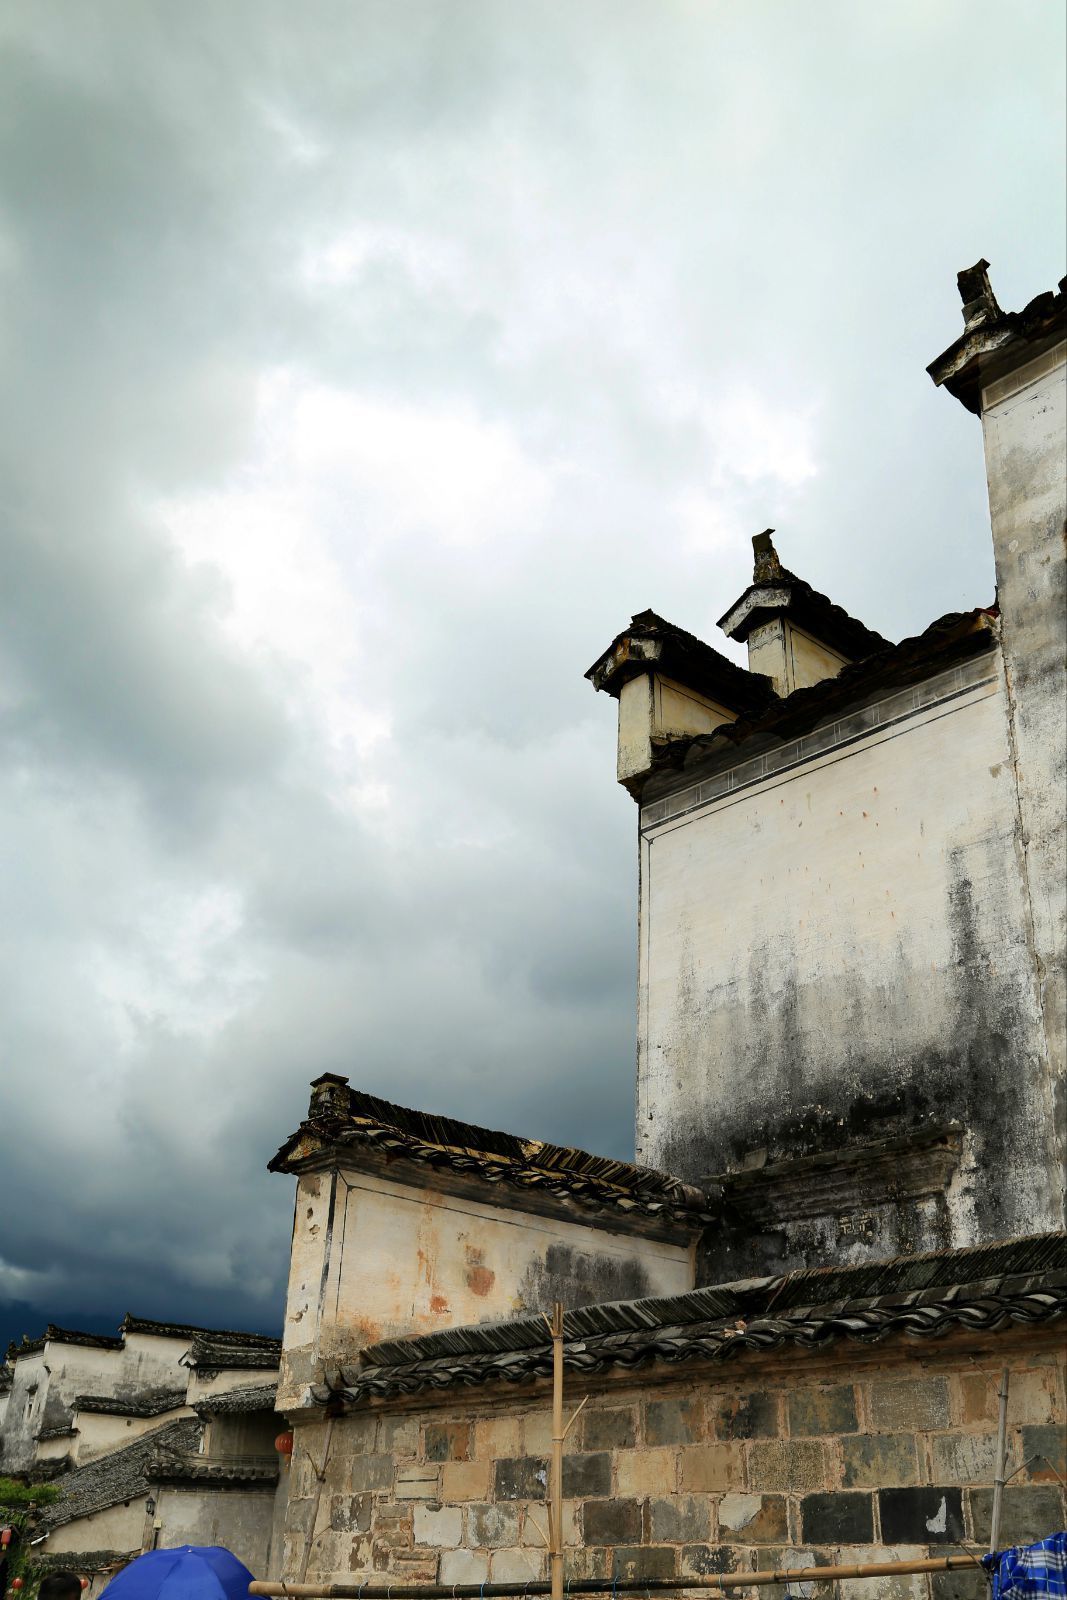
[635,655,1062,1248]
[73,1404,194,1465]
[980,340,1066,1150]
[279,1166,694,1408]
[618,673,737,784]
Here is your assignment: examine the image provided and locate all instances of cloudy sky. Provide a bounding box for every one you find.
[0,0,1063,1348]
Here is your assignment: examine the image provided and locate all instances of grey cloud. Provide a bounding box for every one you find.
[0,0,1062,1346]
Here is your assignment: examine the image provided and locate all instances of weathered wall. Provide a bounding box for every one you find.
[634,651,1064,1266]
[1,1349,48,1472]
[42,1498,146,1558]
[747,621,849,697]
[115,1333,198,1392]
[269,1471,292,1580]
[73,1405,193,1466]
[618,674,737,785]
[35,1429,76,1464]
[980,340,1067,1191]
[279,1331,1065,1592]
[280,1167,694,1408]
[155,1483,278,1576]
[38,1484,279,1588]
[185,1366,280,1405]
[205,1409,280,1458]
[0,1333,198,1472]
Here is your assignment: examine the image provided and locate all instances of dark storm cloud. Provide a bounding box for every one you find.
[0,0,1063,1344]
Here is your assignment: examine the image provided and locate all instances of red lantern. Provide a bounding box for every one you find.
[12,1580,23,1591]
[82,1583,90,1591]
[274,1429,294,1459]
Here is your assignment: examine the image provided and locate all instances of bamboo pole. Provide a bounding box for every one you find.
[248,1552,979,1598]
[549,1301,565,1600]
[988,1368,1010,1554]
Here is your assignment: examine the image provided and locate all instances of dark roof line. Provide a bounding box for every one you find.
[121,1314,269,1341]
[33,1550,140,1576]
[639,607,996,801]
[6,1339,43,1360]
[8,1317,280,1366]
[38,1416,202,1531]
[313,1231,1065,1405]
[585,609,775,714]
[148,1456,279,1486]
[44,1326,123,1351]
[269,1077,719,1231]
[927,261,1067,413]
[717,564,891,660]
[193,1381,279,1415]
[7,1330,114,1361]
[186,1333,282,1371]
[75,1388,188,1418]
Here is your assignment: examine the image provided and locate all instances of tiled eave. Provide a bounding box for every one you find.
[271,1080,719,1237]
[147,1455,279,1487]
[717,574,889,660]
[585,609,774,714]
[76,1389,188,1419]
[927,269,1066,413]
[639,608,996,810]
[310,1233,1065,1407]
[278,1129,718,1238]
[194,1381,279,1416]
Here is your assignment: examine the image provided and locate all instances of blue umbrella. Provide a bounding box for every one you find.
[100,1545,255,1598]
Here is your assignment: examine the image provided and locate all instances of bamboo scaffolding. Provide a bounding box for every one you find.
[988,1369,1010,1555]
[247,1552,980,1598]
[550,1302,564,1600]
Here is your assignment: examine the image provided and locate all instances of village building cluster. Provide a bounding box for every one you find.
[2,260,1063,1596]
[0,1318,282,1592]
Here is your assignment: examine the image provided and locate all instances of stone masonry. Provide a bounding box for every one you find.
[283,1333,1065,1596]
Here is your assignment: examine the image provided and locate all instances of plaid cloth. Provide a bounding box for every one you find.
[983,1532,1067,1600]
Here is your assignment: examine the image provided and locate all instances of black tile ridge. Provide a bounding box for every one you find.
[41,1326,124,1351]
[585,609,775,712]
[716,566,892,659]
[641,607,995,799]
[75,1388,188,1418]
[351,1229,1065,1374]
[321,1262,1064,1405]
[193,1381,279,1414]
[927,267,1067,409]
[38,1416,202,1531]
[269,1084,718,1226]
[121,1314,279,1343]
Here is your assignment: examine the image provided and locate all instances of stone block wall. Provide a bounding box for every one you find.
[282,1340,1065,1596]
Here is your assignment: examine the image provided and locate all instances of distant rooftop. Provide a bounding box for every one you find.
[194,1380,279,1415]
[37,1416,202,1532]
[185,1331,282,1372]
[6,1326,122,1362]
[75,1387,188,1419]
[7,1315,281,1366]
